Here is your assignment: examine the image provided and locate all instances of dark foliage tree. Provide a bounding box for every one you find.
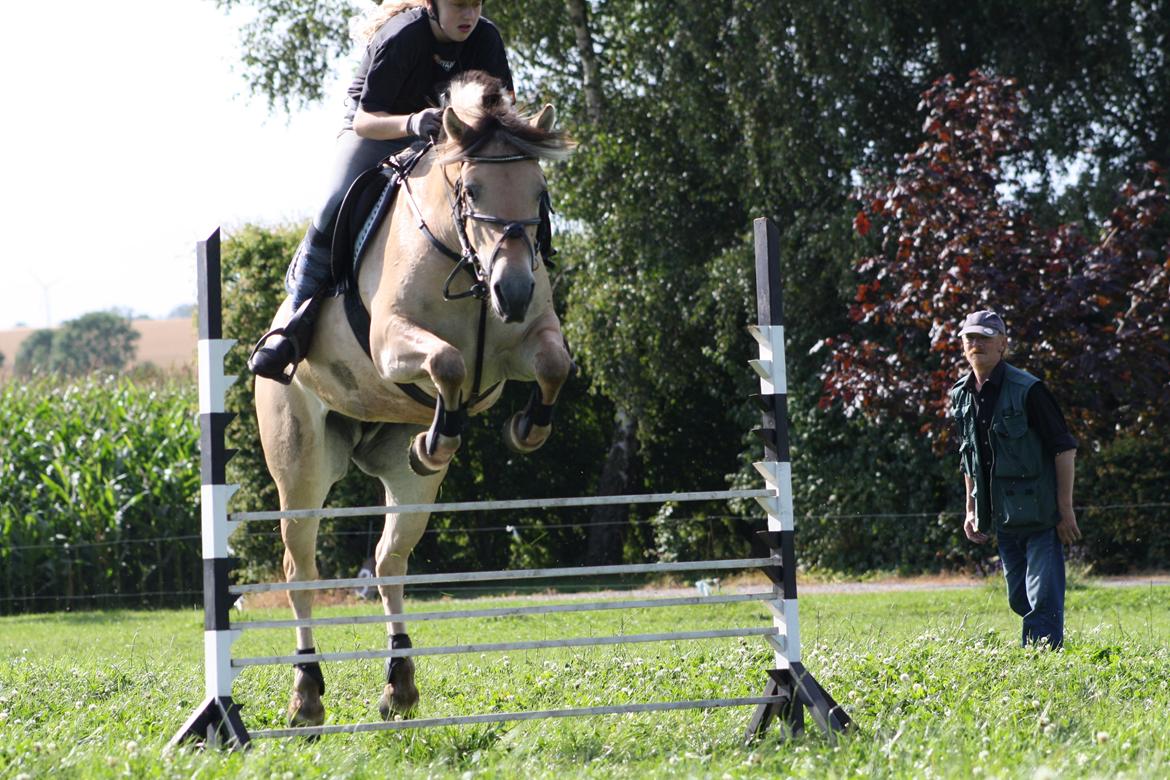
[48,312,140,377]
[819,72,1170,449]
[14,329,55,377]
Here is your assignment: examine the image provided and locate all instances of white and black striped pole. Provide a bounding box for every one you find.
[169,229,250,750]
[744,217,850,742]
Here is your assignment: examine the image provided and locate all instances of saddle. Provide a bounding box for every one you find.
[329,145,426,360]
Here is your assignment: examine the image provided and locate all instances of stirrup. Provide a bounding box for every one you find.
[247,328,303,385]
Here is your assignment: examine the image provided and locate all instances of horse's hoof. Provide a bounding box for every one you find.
[503,413,550,454]
[377,660,419,720]
[287,665,326,730]
[407,434,443,476]
[408,432,458,476]
[287,692,325,729]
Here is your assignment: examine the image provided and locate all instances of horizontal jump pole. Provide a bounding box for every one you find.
[249,695,788,739]
[230,557,776,596]
[233,626,778,667]
[235,591,776,630]
[230,488,775,523]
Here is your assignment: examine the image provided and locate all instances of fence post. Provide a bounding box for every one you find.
[169,228,250,750]
[744,217,851,743]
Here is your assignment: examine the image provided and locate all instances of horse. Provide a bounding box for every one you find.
[254,71,575,728]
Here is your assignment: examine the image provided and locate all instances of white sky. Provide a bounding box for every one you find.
[0,0,360,329]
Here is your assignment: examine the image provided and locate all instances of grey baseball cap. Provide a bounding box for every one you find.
[959,310,1006,337]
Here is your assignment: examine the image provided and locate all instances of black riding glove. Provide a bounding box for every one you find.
[407,108,442,139]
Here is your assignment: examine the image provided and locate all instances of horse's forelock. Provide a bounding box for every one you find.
[440,72,574,163]
[446,72,502,125]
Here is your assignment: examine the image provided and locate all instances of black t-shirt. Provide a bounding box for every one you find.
[343,8,513,128]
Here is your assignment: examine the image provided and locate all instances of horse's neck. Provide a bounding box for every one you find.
[416,154,459,243]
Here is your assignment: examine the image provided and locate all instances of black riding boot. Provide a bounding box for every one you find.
[247,226,334,384]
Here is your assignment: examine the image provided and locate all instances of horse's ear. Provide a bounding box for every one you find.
[531,104,556,132]
[443,107,468,144]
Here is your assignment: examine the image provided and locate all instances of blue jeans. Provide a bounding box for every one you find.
[997,527,1065,648]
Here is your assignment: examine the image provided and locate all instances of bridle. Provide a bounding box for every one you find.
[386,137,556,405]
[392,139,554,303]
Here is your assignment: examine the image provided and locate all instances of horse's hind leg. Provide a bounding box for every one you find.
[352,423,446,719]
[256,378,353,729]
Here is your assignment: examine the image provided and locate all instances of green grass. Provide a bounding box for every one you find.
[1,583,1167,778]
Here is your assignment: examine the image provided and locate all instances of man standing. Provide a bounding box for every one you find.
[949,310,1081,648]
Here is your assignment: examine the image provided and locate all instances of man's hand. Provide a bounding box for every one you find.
[407,108,442,139]
[964,512,989,544]
[1056,509,1082,545]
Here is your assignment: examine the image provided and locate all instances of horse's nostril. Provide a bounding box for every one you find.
[493,282,505,303]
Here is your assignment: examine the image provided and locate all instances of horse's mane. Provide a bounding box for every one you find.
[439,71,574,163]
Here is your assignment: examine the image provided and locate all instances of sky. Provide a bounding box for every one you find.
[0,0,360,330]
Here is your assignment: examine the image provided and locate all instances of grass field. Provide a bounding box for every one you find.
[1,581,1167,779]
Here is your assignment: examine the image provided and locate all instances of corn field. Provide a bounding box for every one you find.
[0,374,201,613]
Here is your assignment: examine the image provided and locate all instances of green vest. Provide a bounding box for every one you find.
[949,363,1059,535]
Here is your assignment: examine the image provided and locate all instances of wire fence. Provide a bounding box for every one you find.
[4,502,1168,555]
[2,502,1165,612]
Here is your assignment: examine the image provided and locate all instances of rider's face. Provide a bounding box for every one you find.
[432,0,482,43]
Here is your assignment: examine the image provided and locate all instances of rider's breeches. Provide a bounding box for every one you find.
[285,131,413,308]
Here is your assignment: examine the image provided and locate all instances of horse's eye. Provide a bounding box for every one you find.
[464,185,480,202]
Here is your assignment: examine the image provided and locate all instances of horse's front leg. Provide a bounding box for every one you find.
[503,317,573,453]
[373,315,468,475]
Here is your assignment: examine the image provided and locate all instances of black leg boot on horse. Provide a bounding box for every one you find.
[248,225,334,384]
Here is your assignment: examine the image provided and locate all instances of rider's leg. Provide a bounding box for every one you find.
[249,132,412,382]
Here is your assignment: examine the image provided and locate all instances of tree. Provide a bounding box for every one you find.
[49,312,140,377]
[818,72,1170,449]
[212,0,361,112]
[14,329,55,377]
[14,313,140,377]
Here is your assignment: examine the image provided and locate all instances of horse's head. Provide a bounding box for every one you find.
[437,72,574,323]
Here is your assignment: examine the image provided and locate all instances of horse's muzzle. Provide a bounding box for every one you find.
[493,278,534,323]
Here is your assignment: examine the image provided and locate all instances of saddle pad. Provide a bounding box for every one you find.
[330,166,400,297]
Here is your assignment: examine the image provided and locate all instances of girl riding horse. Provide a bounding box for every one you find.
[249,0,512,382]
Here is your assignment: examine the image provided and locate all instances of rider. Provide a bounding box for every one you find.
[248,0,514,382]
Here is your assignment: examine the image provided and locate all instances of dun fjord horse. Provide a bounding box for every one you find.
[255,72,574,728]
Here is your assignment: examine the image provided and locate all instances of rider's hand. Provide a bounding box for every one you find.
[964,512,989,544]
[1056,509,1082,545]
[407,108,442,139]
